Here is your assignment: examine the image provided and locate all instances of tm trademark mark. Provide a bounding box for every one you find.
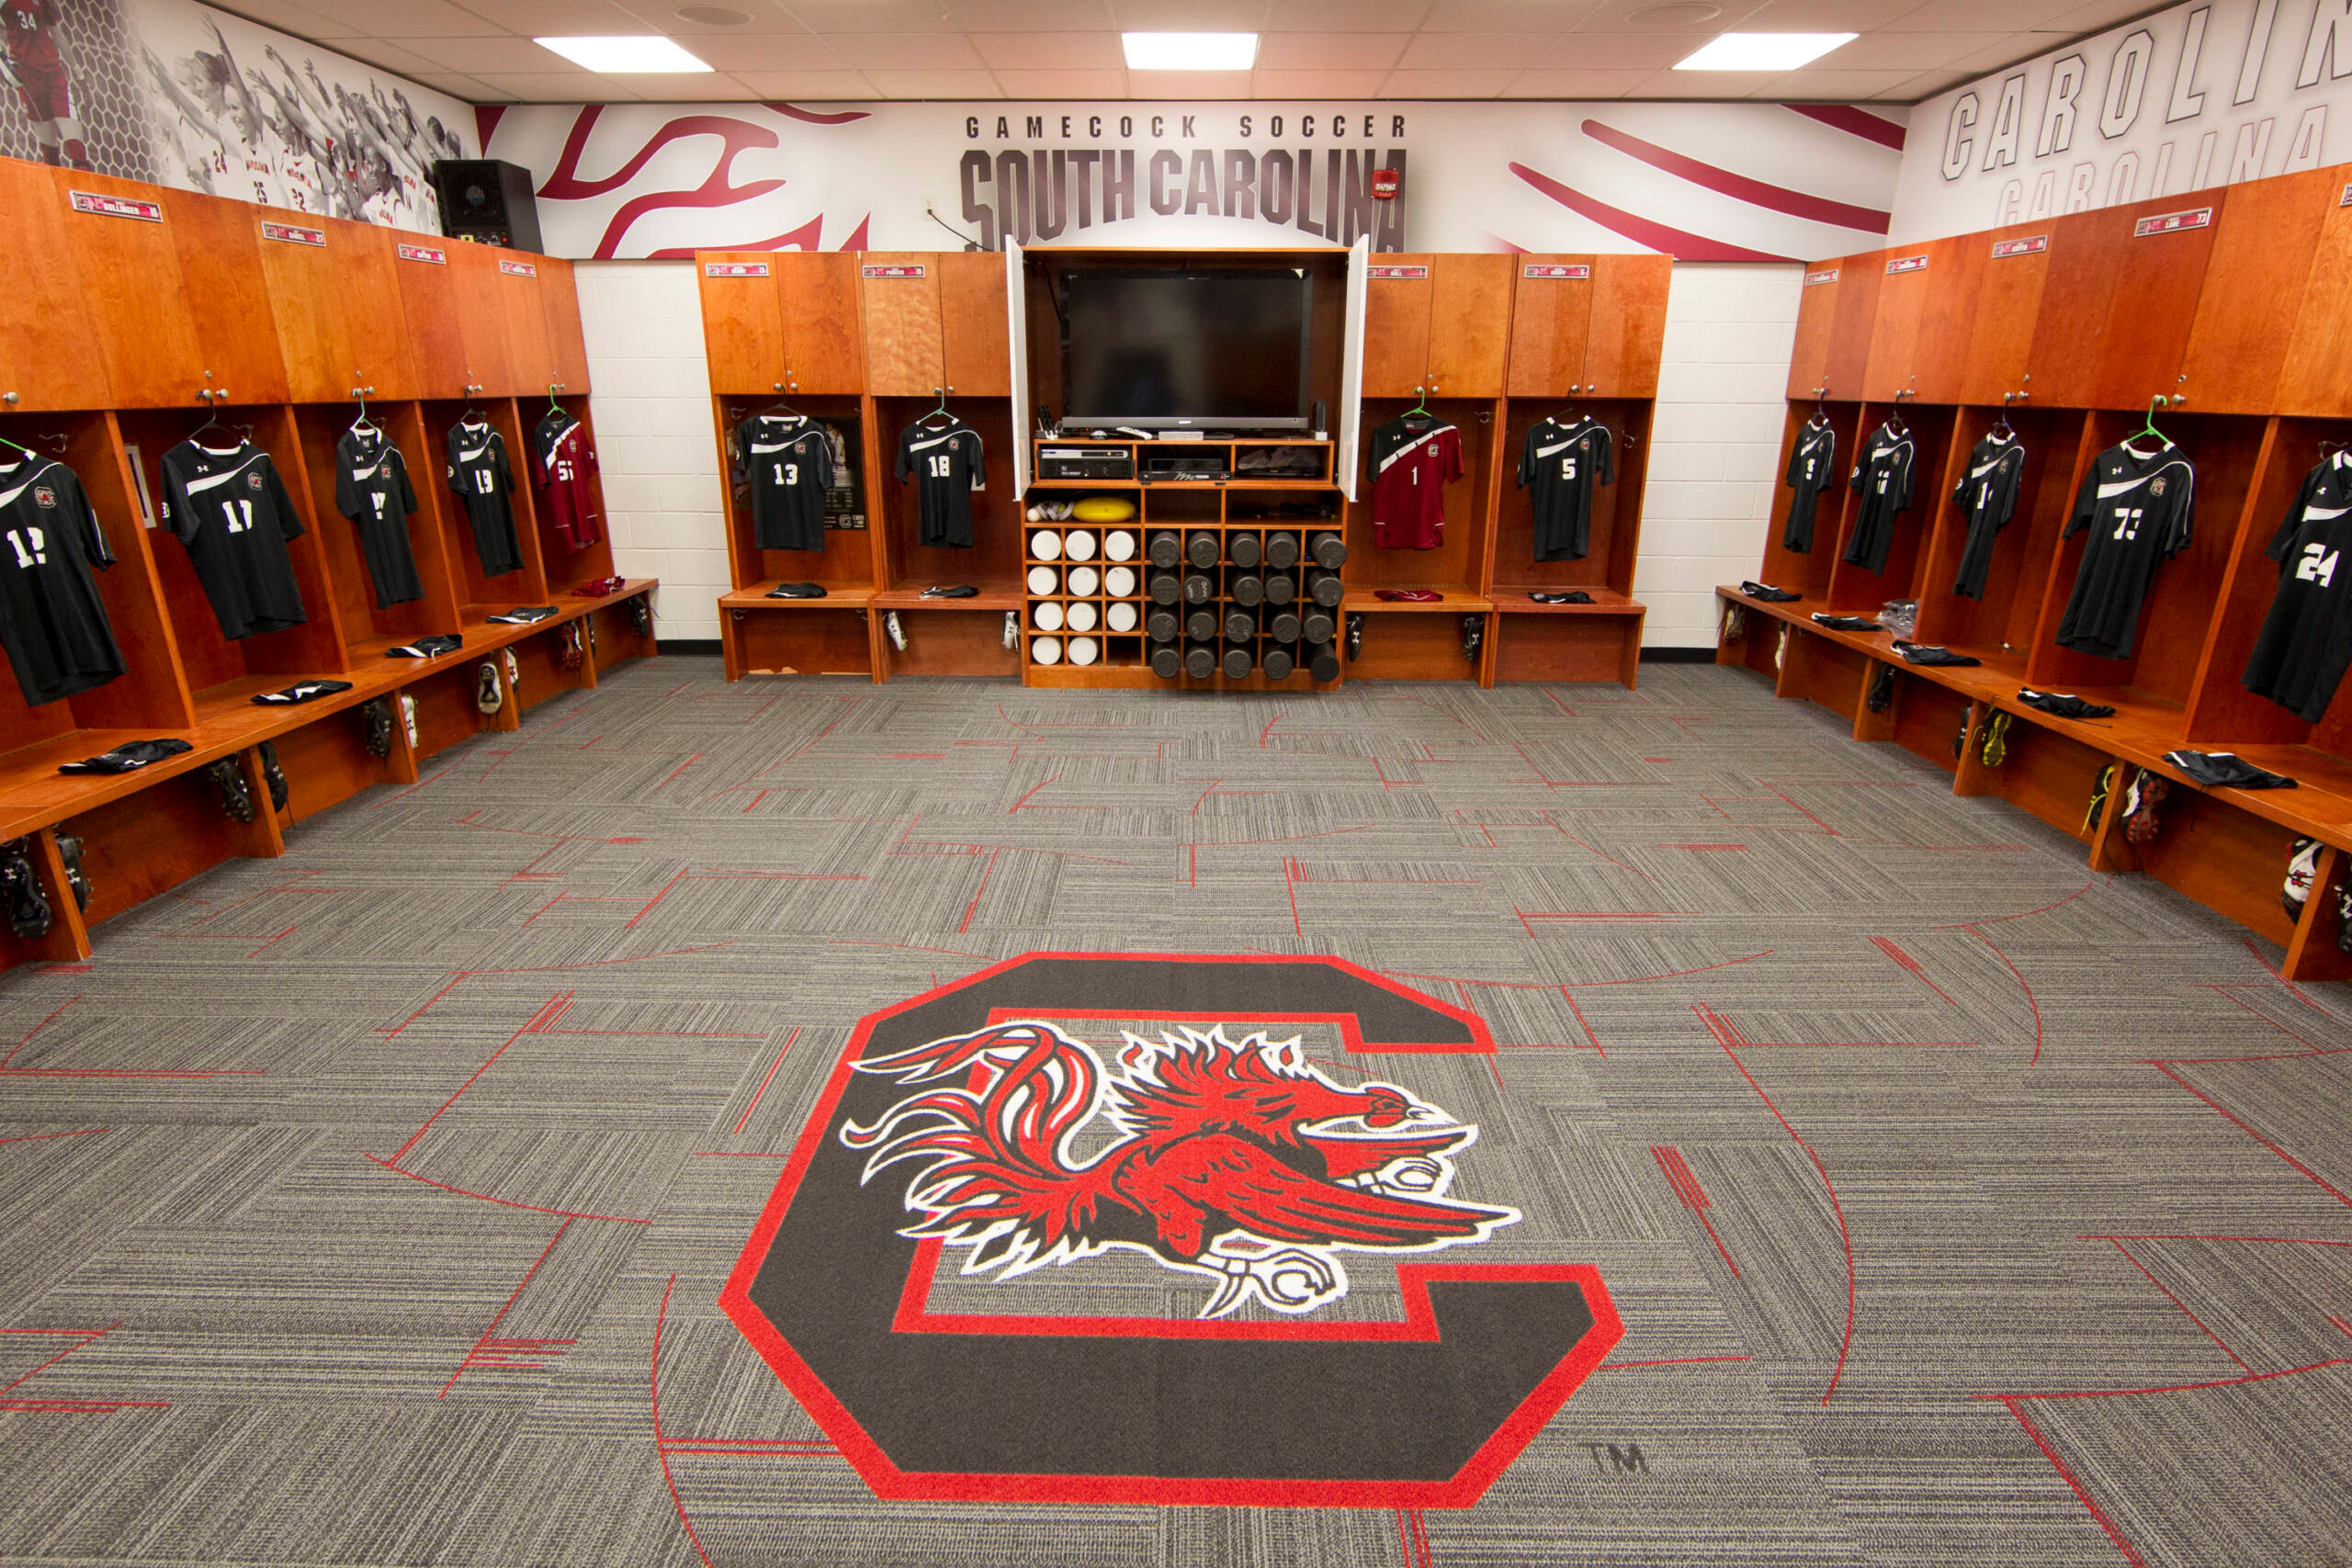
[1582,1441,1650,1475]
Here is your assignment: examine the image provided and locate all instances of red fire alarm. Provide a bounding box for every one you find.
[1372,167,1400,199]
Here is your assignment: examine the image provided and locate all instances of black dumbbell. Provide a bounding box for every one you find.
[1222,646,1253,681]
[1147,607,1179,641]
[1269,609,1302,643]
[1264,531,1300,570]
[1230,572,1264,607]
[1149,640,1182,679]
[1182,570,1215,604]
[1306,569,1343,607]
[1262,645,1296,681]
[1227,530,1261,569]
[1186,606,1218,642]
[1148,530,1182,568]
[1186,530,1221,568]
[1308,648,1340,682]
[1148,571,1182,604]
[1309,531,1347,569]
[1184,641,1218,680]
[1223,608,1254,642]
[1302,609,1335,644]
[1262,572,1295,605]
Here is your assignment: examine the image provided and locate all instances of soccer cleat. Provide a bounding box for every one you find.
[2285,836,2321,920]
[400,694,419,751]
[362,698,393,759]
[560,624,583,671]
[630,596,652,637]
[1461,615,1484,663]
[1723,604,1747,641]
[2337,883,2352,953]
[209,759,255,824]
[476,662,503,715]
[921,584,978,598]
[55,834,90,912]
[1003,612,1019,649]
[3,840,51,940]
[1345,613,1364,663]
[1979,710,2010,767]
[1866,663,1895,713]
[1774,625,1789,671]
[257,741,288,812]
[2084,762,2115,833]
[885,611,906,651]
[503,649,522,693]
[1952,714,1969,761]
[766,581,828,599]
[2123,771,2167,846]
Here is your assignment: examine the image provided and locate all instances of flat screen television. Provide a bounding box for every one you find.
[1061,268,1313,433]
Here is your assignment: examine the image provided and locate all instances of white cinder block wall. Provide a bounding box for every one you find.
[576,257,1802,649]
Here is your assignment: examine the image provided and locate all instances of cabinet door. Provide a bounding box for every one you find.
[779,251,863,393]
[936,250,1010,397]
[328,217,419,401]
[1821,248,1884,400]
[449,243,517,395]
[1909,234,1983,404]
[1860,248,1929,401]
[2281,173,2352,418]
[1360,254,1434,399]
[0,160,106,411]
[1786,260,1844,400]
[1423,253,1513,397]
[54,170,207,407]
[697,251,786,394]
[1959,222,2052,404]
[858,253,944,396]
[162,191,287,405]
[1583,253,1670,399]
[1504,254,1594,398]
[2181,166,2337,414]
[537,254,593,394]
[499,251,556,394]
[391,237,469,399]
[2088,193,2221,411]
[2024,207,2132,408]
[255,212,355,403]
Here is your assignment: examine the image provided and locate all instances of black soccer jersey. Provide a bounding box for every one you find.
[334,425,424,609]
[1783,421,1837,551]
[2058,439,2194,660]
[1949,433,2027,599]
[1515,416,1614,562]
[0,457,122,707]
[446,419,524,579]
[732,413,834,551]
[2243,453,2352,721]
[895,417,985,548]
[159,439,308,640]
[1840,423,1916,575]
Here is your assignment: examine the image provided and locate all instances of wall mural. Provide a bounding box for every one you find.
[479,98,1908,262]
[0,0,475,228]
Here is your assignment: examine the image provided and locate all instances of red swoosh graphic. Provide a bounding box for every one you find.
[538,106,795,258]
[1580,119,1890,234]
[1784,104,1908,152]
[647,212,824,259]
[765,103,871,126]
[1507,163,1794,263]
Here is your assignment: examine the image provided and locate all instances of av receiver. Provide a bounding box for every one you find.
[1142,454,1230,481]
[1038,446,1134,480]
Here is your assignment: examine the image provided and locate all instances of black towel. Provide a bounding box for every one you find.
[2017,688,2116,720]
[486,606,559,625]
[1892,641,1982,667]
[1740,581,1801,603]
[251,680,355,706]
[60,739,193,774]
[2163,750,2296,789]
[388,634,463,659]
[1811,614,1883,631]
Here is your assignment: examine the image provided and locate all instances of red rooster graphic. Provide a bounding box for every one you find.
[844,1021,1518,1317]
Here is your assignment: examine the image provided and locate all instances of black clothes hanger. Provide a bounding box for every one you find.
[1992,389,2025,442]
[1884,389,1913,440]
[1809,385,1829,427]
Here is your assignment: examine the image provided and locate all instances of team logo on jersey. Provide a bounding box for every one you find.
[722,953,1620,1508]
[246,472,265,491]
[2152,478,2167,495]
[31,486,55,509]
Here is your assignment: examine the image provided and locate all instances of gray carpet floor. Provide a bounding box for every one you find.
[3,655,2348,1567]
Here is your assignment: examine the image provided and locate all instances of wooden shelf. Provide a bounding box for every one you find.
[1342,588,1493,613]
[875,581,1025,610]
[721,581,878,609]
[1495,586,1645,615]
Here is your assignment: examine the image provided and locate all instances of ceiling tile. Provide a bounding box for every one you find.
[777,0,961,32]
[1624,64,1771,95]
[401,35,577,72]
[209,1,356,34]
[470,70,643,99]
[1250,68,1391,96]
[628,72,769,97]
[1103,0,1273,28]
[1535,30,1691,67]
[462,0,693,27]
[2043,0,2172,29]
[292,0,504,35]
[1874,0,2085,27]
[969,30,1127,67]
[989,67,1134,93]
[612,0,806,32]
[944,0,1119,26]
[692,33,853,69]
[1379,68,1519,96]
[1122,68,1255,96]
[730,69,885,96]
[828,32,989,66]
[311,36,450,74]
[1570,0,1766,32]
[1396,32,1560,68]
[1726,0,1934,26]
[1263,0,1431,25]
[407,69,505,99]
[862,67,1007,95]
[1883,66,1977,98]
[1419,0,1607,28]
[1255,31,1411,69]
[1500,66,1657,96]
[1748,65,1922,96]
[1825,30,2017,68]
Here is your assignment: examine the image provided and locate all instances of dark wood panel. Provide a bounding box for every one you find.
[2187,166,2339,414]
[330,218,420,402]
[2025,207,2132,408]
[938,251,1011,398]
[1361,254,1433,399]
[1583,254,1670,399]
[780,251,865,395]
[1960,221,2053,404]
[1786,259,1843,399]
[1503,255,1593,398]
[2089,194,2222,411]
[1424,253,1513,397]
[1860,249,1931,400]
[859,253,945,397]
[1821,249,1884,400]
[54,170,207,407]
[499,253,557,394]
[448,243,517,396]
[1910,233,1983,404]
[697,251,788,394]
[537,255,593,394]
[0,160,107,411]
[2280,177,2352,418]
[391,240,470,399]
[162,191,288,406]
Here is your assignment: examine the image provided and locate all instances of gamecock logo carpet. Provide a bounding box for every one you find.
[720,953,1622,1508]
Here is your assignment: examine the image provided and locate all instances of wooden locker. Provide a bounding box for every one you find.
[254,213,356,403]
[1861,246,1933,400]
[1582,254,1670,399]
[499,252,556,393]
[1361,255,1434,398]
[777,251,863,394]
[936,250,1009,398]
[1960,222,2052,404]
[160,192,287,407]
[1910,233,1984,403]
[2182,165,2340,414]
[2281,175,2352,418]
[52,170,207,407]
[328,217,419,401]
[537,254,593,395]
[859,253,944,396]
[1423,253,1513,396]
[1786,259,1844,399]
[1821,248,1884,400]
[1504,254,1595,398]
[2088,193,2222,411]
[0,159,107,411]
[448,243,518,396]
[391,238,469,399]
[2023,207,2132,408]
[697,251,786,394]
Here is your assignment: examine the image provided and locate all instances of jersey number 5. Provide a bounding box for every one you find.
[1558,457,1577,480]
[2298,541,2341,587]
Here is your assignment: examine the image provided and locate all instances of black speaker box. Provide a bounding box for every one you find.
[434,159,544,254]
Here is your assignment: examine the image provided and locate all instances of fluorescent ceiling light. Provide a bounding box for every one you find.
[1122,32,1258,71]
[1674,32,1855,71]
[535,35,713,73]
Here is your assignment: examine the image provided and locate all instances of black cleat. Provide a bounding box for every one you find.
[258,741,288,812]
[209,759,256,823]
[1345,613,1363,663]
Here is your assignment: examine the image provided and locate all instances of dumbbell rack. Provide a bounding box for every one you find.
[1020,439,1348,690]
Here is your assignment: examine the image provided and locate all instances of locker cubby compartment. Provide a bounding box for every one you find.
[723,601,876,680]
[1959,706,2113,846]
[1231,444,1330,483]
[266,701,407,825]
[714,393,874,593]
[1342,398,1498,600]
[422,398,550,614]
[1825,400,1958,613]
[526,394,618,595]
[1758,400,1863,603]
[402,658,503,763]
[1225,492,1340,525]
[1492,605,1643,687]
[1343,607,1487,684]
[1491,398,1651,600]
[1141,489,1221,524]
[1911,403,2095,659]
[1883,665,1973,774]
[288,400,466,657]
[875,396,1020,599]
[1774,622,1874,714]
[55,761,272,928]
[882,605,1023,679]
[2118,781,2306,948]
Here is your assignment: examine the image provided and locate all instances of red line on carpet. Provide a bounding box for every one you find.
[2105,1239,2250,1372]
[2147,1061,2352,1212]
[1959,923,2042,1065]
[0,995,81,1070]
[1934,883,2091,928]
[0,1321,120,1395]
[959,851,1001,934]
[2083,1233,2352,1248]
[1996,1396,2148,1568]
[651,1274,718,1568]
[1595,1354,1752,1371]
[389,993,571,1164]
[1259,709,1285,747]
[1982,1357,2351,1403]
[442,1218,572,1397]
[1661,842,1747,851]
[0,1127,106,1145]
[1653,1145,1739,1276]
[1700,1005,1856,1405]
[1007,775,1058,812]
[1286,858,1305,937]
[734,1026,803,1136]
[1871,936,1958,1005]
[362,1155,650,1224]
[1561,989,1605,1058]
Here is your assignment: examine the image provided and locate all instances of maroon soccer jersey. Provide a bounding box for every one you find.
[530,412,603,552]
[1367,416,1463,550]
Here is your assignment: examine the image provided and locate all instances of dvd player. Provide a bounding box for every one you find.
[1037,446,1134,480]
